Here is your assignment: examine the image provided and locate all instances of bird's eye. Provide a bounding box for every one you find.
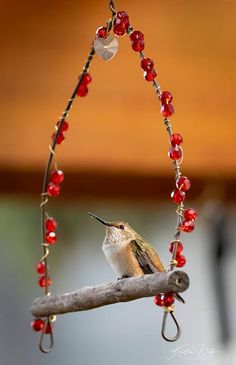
[119,224,125,230]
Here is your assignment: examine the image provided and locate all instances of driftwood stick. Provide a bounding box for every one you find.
[31,270,189,317]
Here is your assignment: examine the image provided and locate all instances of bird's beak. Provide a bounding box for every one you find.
[88,212,112,226]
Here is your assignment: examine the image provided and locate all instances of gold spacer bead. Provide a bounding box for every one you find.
[163,305,174,313]
[50,315,57,323]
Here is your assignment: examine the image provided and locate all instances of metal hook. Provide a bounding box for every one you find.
[109,0,116,14]
[161,310,181,342]
[109,0,116,13]
[105,0,116,34]
[39,318,54,353]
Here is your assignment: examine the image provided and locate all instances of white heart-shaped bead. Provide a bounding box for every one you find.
[94,36,118,62]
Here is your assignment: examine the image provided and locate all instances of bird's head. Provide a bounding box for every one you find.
[88,212,137,244]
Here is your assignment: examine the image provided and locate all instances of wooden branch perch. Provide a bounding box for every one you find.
[31,270,189,318]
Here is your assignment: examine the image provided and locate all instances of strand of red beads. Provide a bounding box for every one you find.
[33,5,118,352]
[33,5,117,351]
[110,6,197,341]
[32,48,97,353]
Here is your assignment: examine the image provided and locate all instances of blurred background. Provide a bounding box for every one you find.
[0,0,236,364]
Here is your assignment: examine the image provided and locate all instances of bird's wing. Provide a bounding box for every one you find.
[130,239,185,303]
[130,239,165,274]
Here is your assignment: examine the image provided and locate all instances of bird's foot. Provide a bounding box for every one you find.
[117,275,131,280]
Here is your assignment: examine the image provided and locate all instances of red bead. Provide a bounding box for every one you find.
[45,323,53,334]
[113,25,126,36]
[31,318,44,332]
[141,58,154,71]
[160,91,173,104]
[154,294,165,306]
[82,73,92,85]
[130,31,145,52]
[38,276,52,288]
[36,261,45,274]
[161,103,175,117]
[45,217,57,232]
[46,231,57,244]
[96,26,107,39]
[184,208,198,221]
[176,176,191,191]
[130,31,144,41]
[168,146,182,160]
[77,84,88,97]
[56,120,69,132]
[176,255,186,267]
[116,11,129,29]
[144,69,157,81]
[50,170,64,184]
[131,39,145,52]
[163,293,175,307]
[171,189,186,204]
[113,11,129,36]
[51,132,65,145]
[170,133,183,146]
[181,220,195,233]
[47,183,60,197]
[169,241,183,255]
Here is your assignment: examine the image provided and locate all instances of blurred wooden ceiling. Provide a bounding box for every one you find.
[0,0,236,180]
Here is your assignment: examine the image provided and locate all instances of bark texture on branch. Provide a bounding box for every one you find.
[31,270,189,317]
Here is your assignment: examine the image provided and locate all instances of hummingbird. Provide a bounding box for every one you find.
[88,212,165,279]
[88,212,185,304]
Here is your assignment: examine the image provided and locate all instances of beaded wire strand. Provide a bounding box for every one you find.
[37,46,97,352]
[32,0,197,353]
[124,12,184,343]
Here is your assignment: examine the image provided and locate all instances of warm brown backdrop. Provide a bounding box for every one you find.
[0,0,236,195]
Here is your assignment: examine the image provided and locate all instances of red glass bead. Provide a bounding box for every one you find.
[38,276,52,288]
[181,220,195,233]
[154,294,165,306]
[116,11,129,29]
[46,231,57,244]
[47,183,60,197]
[141,58,154,71]
[45,217,57,232]
[51,132,65,145]
[113,11,129,36]
[96,26,107,39]
[113,25,126,36]
[160,91,173,104]
[169,241,183,256]
[130,31,145,52]
[36,261,45,275]
[31,318,44,332]
[130,31,144,41]
[171,189,186,204]
[161,103,175,117]
[168,146,182,160]
[82,73,92,85]
[176,255,186,267]
[184,208,198,221]
[176,176,191,191]
[56,120,69,132]
[50,170,64,184]
[45,323,53,334]
[77,84,88,97]
[131,39,145,52]
[144,69,157,81]
[170,133,183,146]
[163,293,175,307]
